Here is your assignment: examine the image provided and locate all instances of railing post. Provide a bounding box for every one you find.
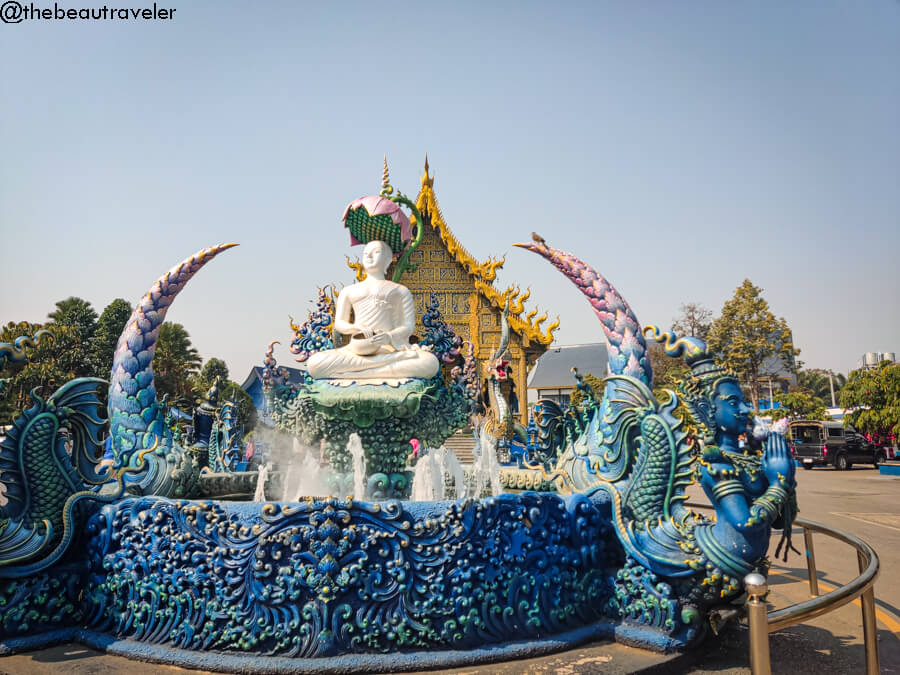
[858,550,880,675]
[745,573,772,675]
[803,527,819,597]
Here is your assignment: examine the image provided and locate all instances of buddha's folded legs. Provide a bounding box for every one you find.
[307,347,439,380]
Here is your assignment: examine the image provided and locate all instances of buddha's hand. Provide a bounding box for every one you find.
[354,325,389,341]
[762,432,795,486]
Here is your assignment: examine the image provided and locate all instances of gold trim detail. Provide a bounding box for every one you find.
[414,169,558,346]
[345,256,367,281]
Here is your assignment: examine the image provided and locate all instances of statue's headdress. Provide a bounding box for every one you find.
[342,157,412,254]
[644,326,739,443]
[341,156,427,284]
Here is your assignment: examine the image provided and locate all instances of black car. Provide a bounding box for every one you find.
[789,420,886,470]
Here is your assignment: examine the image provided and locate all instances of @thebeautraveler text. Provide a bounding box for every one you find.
[1,2,176,23]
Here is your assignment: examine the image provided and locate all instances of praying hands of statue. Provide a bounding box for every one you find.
[762,432,795,487]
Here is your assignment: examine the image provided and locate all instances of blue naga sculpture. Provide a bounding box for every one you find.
[0,328,130,576]
[0,369,108,579]
[516,239,798,629]
[0,330,146,637]
[482,304,530,454]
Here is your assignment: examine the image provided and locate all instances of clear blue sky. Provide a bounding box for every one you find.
[1,1,897,379]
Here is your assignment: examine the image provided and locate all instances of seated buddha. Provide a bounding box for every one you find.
[306,240,440,381]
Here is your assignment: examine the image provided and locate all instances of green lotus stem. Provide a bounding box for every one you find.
[390,193,424,282]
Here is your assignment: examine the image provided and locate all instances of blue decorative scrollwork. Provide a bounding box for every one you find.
[84,493,614,656]
[418,292,462,364]
[290,287,335,364]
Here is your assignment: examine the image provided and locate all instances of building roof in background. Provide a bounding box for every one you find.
[527,343,608,389]
[241,365,308,391]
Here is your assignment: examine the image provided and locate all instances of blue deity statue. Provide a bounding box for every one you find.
[677,337,798,571]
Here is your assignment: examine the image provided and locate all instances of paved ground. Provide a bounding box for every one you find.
[2,464,898,674]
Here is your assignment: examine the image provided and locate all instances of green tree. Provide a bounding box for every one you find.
[47,297,99,379]
[90,298,132,377]
[154,323,202,401]
[769,390,827,421]
[671,302,713,340]
[840,362,900,439]
[797,369,845,408]
[198,358,230,390]
[706,280,798,412]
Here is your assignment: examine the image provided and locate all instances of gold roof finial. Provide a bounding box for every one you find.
[380,155,393,196]
[422,152,434,188]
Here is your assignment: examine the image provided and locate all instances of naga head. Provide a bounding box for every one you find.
[487,357,510,381]
[644,326,749,447]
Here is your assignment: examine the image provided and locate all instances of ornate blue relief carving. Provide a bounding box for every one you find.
[83,493,614,655]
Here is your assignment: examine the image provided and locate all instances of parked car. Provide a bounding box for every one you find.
[789,420,886,470]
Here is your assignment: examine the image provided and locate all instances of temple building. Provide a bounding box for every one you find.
[346,159,559,425]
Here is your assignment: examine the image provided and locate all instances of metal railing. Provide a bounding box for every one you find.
[744,516,881,675]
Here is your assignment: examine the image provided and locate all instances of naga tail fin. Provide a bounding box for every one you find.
[0,376,108,575]
[514,240,651,386]
[586,374,699,578]
[108,244,238,470]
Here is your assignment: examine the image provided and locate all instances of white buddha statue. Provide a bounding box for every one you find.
[306,240,440,381]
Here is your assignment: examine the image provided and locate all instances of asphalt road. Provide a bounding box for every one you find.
[1,464,898,674]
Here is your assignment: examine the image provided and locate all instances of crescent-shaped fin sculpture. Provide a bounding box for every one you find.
[108,243,238,493]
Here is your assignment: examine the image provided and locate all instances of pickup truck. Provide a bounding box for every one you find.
[789,420,886,470]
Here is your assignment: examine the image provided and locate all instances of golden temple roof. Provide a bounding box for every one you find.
[414,158,559,347]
